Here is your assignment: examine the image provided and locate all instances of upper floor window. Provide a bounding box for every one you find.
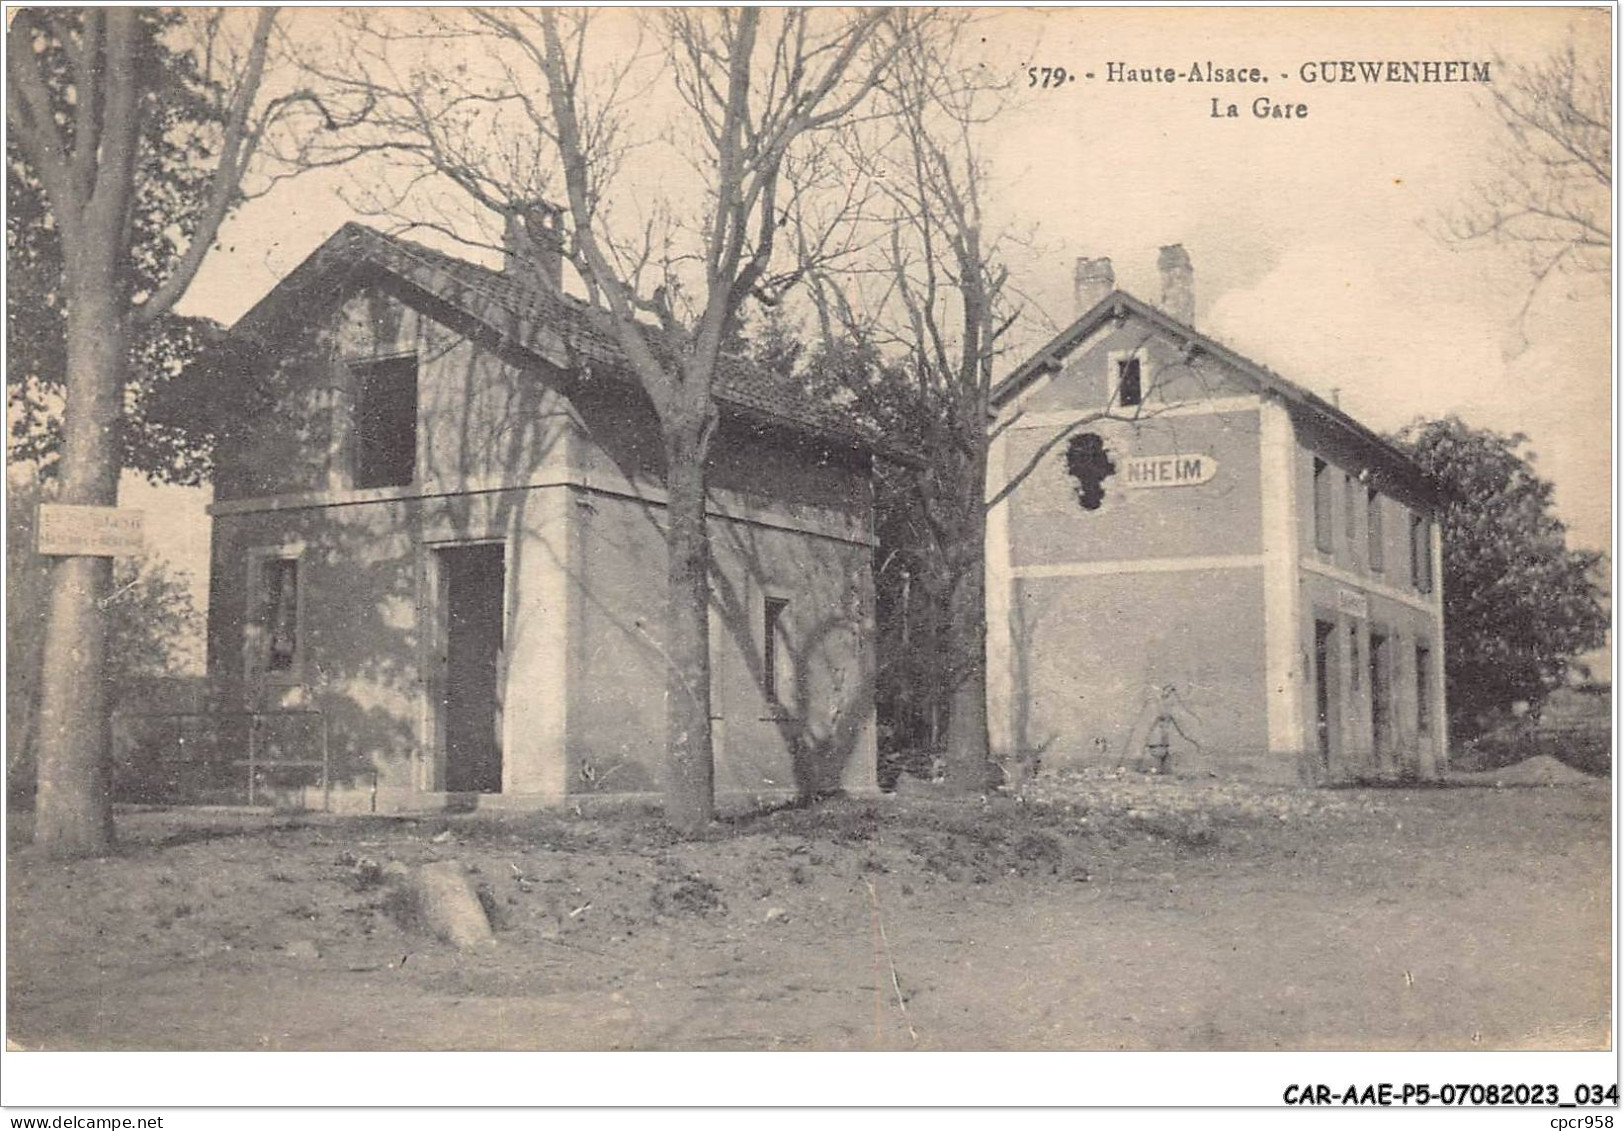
[1367,488,1384,572]
[1312,457,1334,554]
[352,355,418,489]
[1410,514,1433,593]
[1343,473,1359,556]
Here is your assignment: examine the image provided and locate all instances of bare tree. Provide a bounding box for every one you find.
[807,19,1187,792]
[798,18,1021,792]
[1450,43,1611,311]
[315,8,906,831]
[7,8,342,856]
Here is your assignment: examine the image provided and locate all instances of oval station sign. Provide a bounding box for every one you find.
[1121,453,1218,489]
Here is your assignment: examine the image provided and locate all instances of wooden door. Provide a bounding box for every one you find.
[439,543,505,793]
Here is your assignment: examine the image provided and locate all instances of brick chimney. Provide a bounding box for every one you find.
[503,201,565,292]
[1157,244,1194,324]
[1073,256,1115,318]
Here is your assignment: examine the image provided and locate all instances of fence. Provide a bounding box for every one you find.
[111,708,331,810]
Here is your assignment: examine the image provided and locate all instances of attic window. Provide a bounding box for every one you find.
[352,355,418,490]
[1115,357,1143,408]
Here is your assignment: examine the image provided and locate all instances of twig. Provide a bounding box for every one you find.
[863,878,918,1046]
[96,576,141,609]
[536,935,616,961]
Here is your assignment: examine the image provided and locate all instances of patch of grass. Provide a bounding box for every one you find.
[1124,811,1220,852]
[378,885,424,934]
[651,867,725,918]
[739,798,885,844]
[1012,831,1065,874]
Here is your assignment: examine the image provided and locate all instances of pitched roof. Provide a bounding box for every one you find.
[230,222,902,459]
[992,289,1441,502]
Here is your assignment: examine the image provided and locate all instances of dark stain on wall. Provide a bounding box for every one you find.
[1064,432,1115,511]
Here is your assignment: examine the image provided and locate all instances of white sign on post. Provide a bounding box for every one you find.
[37,505,145,557]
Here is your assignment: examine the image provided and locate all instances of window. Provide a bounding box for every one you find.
[1367,488,1384,572]
[1344,473,1359,556]
[353,355,418,489]
[1410,514,1433,593]
[1348,622,1361,691]
[1115,357,1143,408]
[763,597,789,702]
[1313,458,1334,553]
[1415,644,1432,732]
[1369,630,1391,756]
[256,556,300,673]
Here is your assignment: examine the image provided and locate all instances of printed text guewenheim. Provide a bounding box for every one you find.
[1105,60,1493,84]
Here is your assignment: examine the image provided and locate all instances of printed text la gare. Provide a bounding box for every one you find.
[1212,96,1307,120]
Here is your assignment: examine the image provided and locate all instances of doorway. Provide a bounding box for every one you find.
[1369,629,1392,772]
[438,543,505,793]
[1313,619,1339,772]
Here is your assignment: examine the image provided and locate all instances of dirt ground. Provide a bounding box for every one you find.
[5,770,1612,1051]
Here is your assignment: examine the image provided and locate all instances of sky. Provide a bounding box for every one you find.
[133,5,1613,605]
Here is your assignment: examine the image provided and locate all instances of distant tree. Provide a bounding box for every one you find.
[790,17,1022,793]
[1449,43,1610,312]
[1392,417,1608,738]
[6,9,226,484]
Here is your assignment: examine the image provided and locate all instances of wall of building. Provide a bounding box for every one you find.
[1003,406,1264,568]
[207,484,571,810]
[1008,568,1273,777]
[1011,321,1254,417]
[215,284,578,506]
[560,381,876,800]
[567,488,876,802]
[990,311,1286,778]
[208,284,575,808]
[1288,410,1447,779]
[566,381,873,525]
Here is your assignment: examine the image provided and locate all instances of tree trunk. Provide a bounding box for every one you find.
[662,422,715,833]
[33,280,125,857]
[942,532,991,793]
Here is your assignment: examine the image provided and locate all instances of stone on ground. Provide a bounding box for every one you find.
[404,861,495,950]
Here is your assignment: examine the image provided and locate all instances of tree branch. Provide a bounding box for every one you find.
[134,7,280,326]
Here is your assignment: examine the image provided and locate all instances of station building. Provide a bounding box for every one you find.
[986,248,1448,782]
[200,221,883,811]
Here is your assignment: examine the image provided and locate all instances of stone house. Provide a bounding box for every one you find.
[202,222,882,811]
[987,248,1448,782]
